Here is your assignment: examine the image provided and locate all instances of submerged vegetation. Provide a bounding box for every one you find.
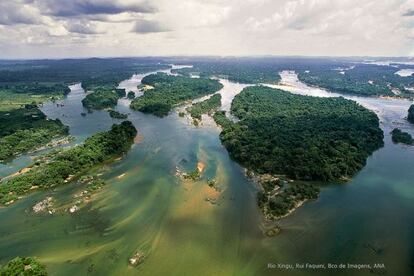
[0,257,47,275]
[130,73,223,117]
[391,128,413,145]
[0,121,137,205]
[0,106,68,161]
[187,94,221,120]
[215,86,383,181]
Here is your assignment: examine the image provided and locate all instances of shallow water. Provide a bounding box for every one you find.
[0,69,413,275]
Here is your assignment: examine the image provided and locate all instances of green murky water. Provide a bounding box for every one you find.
[0,69,413,275]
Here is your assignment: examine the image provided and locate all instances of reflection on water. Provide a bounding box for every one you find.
[0,68,413,275]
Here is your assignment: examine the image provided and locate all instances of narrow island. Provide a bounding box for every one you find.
[108,109,128,119]
[214,86,383,219]
[130,73,223,117]
[186,94,222,121]
[0,121,137,205]
[0,105,69,162]
[391,128,413,145]
[408,104,414,124]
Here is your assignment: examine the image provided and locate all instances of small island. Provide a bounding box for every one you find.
[108,109,128,119]
[127,91,135,99]
[391,128,413,145]
[0,121,137,205]
[130,73,223,117]
[82,89,121,110]
[408,104,414,124]
[186,94,222,120]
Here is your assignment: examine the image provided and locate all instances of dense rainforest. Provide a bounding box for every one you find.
[0,121,137,205]
[168,57,414,98]
[214,86,384,181]
[297,64,414,97]
[130,73,223,117]
[391,128,413,145]
[187,94,222,120]
[82,89,121,110]
[0,106,68,161]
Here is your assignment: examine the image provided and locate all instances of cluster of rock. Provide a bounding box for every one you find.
[32,197,54,214]
[129,251,145,267]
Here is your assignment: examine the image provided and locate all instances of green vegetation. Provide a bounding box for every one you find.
[130,73,223,117]
[127,91,135,99]
[257,179,319,219]
[171,58,282,84]
[0,121,137,205]
[215,86,383,181]
[108,110,128,119]
[82,89,120,110]
[115,88,126,98]
[298,64,414,97]
[212,111,233,129]
[0,89,66,112]
[178,112,185,117]
[186,94,221,120]
[0,257,47,275]
[0,107,68,161]
[184,169,200,180]
[0,58,170,111]
[408,105,414,124]
[391,128,413,145]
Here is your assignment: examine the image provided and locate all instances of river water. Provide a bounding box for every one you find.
[0,68,413,275]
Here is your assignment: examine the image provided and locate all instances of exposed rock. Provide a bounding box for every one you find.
[33,197,53,214]
[129,251,145,266]
[69,205,79,213]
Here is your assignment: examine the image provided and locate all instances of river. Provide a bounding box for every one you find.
[0,67,413,275]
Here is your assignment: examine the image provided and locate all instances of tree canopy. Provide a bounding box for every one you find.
[214,86,383,181]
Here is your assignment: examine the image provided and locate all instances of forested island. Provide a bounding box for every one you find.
[0,257,47,275]
[216,86,383,181]
[186,94,221,120]
[0,121,137,205]
[213,86,383,218]
[130,73,223,117]
[108,109,128,119]
[408,104,414,124]
[391,128,413,145]
[0,106,68,162]
[82,89,121,110]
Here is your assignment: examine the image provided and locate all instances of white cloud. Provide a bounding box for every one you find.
[0,0,413,58]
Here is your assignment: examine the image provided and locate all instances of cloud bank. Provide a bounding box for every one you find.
[0,0,413,58]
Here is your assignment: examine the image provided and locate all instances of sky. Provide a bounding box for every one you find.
[0,0,414,59]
